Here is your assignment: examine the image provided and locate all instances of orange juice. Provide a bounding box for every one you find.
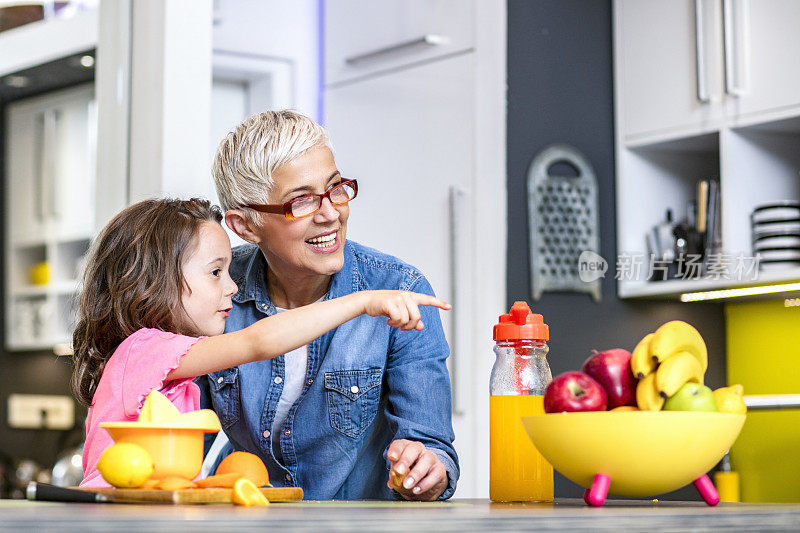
[490,394,553,502]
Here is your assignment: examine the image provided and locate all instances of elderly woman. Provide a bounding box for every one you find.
[199,110,458,500]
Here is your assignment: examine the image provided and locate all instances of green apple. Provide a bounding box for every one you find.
[663,383,718,412]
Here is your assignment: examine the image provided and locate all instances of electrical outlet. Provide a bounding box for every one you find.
[7,394,75,430]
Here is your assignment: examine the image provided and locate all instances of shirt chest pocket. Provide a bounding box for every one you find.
[208,368,240,430]
[324,369,383,439]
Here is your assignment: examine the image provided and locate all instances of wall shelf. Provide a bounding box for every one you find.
[614,0,800,303]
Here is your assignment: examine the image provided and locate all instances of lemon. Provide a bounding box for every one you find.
[713,384,747,415]
[138,390,180,423]
[29,262,50,285]
[97,443,154,488]
[232,478,270,506]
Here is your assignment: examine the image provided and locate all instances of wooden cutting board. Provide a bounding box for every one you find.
[80,486,303,504]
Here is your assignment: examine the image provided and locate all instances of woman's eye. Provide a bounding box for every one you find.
[211,269,221,277]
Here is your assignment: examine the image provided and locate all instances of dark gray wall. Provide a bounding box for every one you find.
[506,0,727,500]
[0,55,93,492]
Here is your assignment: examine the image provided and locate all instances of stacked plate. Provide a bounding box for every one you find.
[751,202,800,270]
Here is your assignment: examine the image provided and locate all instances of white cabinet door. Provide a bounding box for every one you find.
[324,0,473,86]
[725,0,800,119]
[615,0,725,141]
[325,54,479,496]
[6,85,96,242]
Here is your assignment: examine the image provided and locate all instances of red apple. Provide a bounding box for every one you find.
[544,371,607,413]
[581,348,637,409]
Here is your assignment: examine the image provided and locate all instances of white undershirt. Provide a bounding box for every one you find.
[270,304,311,460]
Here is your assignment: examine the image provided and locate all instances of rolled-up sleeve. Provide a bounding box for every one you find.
[382,275,459,500]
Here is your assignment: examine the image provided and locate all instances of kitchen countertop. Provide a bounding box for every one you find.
[3,498,800,532]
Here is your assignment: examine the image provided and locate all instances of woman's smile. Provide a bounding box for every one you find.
[306,229,340,253]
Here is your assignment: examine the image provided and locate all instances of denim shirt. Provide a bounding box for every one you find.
[197,240,459,499]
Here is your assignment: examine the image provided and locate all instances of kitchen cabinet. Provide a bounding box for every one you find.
[616,0,800,145]
[615,0,725,144]
[613,0,800,300]
[324,0,473,86]
[4,84,96,350]
[724,0,800,123]
[324,0,505,498]
[327,51,481,498]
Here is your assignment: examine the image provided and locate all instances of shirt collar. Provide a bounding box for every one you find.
[234,241,361,310]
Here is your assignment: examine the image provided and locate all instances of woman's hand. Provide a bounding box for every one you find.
[386,439,448,501]
[362,291,451,331]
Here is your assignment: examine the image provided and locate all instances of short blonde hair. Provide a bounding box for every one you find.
[212,110,333,215]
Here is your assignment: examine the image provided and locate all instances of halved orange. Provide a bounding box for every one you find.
[195,472,242,488]
[232,478,270,506]
[216,452,271,487]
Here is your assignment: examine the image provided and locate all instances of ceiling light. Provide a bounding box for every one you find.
[4,75,29,88]
[79,55,95,68]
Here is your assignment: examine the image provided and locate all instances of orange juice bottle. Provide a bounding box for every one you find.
[490,301,553,502]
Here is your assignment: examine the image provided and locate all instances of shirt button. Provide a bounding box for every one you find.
[217,376,224,384]
[307,379,313,385]
[285,474,292,483]
[274,376,283,385]
[261,303,267,310]
[284,429,291,436]
[263,430,270,438]
[350,385,359,394]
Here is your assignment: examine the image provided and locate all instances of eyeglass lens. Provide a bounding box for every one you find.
[291,181,357,218]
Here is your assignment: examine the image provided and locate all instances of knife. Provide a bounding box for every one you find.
[27,482,109,503]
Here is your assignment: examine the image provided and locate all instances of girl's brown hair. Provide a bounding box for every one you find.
[71,198,222,407]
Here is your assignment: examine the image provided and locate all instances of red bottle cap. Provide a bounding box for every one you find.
[493,301,549,341]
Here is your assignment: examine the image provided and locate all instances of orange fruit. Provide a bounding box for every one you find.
[155,477,197,490]
[140,478,161,489]
[390,470,407,488]
[232,478,270,506]
[195,472,242,488]
[216,452,270,487]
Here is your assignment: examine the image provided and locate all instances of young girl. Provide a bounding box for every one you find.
[72,198,449,488]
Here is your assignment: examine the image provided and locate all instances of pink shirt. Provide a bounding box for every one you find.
[80,328,203,488]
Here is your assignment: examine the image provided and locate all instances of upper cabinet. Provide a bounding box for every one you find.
[614,0,800,301]
[6,85,97,244]
[324,0,473,86]
[616,0,800,145]
[616,0,725,144]
[725,0,800,122]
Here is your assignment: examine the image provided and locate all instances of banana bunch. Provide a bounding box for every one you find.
[631,321,708,411]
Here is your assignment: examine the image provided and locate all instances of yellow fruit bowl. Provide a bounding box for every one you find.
[522,411,745,504]
[101,411,220,481]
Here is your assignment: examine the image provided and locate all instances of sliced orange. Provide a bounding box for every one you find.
[139,478,161,489]
[195,472,243,488]
[216,451,270,487]
[156,477,197,490]
[232,478,270,506]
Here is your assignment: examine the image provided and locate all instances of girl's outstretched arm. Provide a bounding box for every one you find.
[166,291,450,380]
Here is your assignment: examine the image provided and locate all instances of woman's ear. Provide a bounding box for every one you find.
[225,210,261,244]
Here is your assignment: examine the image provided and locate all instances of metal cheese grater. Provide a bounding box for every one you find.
[527,144,601,302]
